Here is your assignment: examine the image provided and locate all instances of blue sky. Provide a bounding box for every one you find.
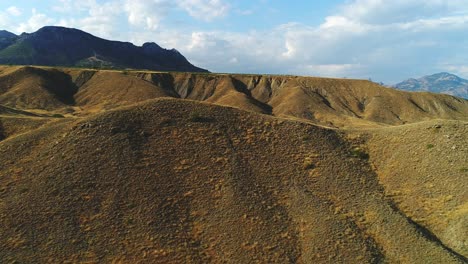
[1,0,468,83]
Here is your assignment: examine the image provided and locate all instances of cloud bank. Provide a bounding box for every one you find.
[0,0,468,83]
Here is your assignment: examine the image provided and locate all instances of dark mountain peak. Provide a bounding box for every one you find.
[142,42,162,49]
[0,26,208,72]
[30,26,94,40]
[37,26,75,32]
[142,42,164,54]
[171,48,181,54]
[141,42,182,55]
[37,26,96,35]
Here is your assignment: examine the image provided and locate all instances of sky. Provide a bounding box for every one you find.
[0,0,468,83]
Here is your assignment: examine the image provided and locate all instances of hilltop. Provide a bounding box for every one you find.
[0,26,207,72]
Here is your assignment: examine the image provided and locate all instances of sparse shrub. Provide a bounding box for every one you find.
[303,161,315,170]
[159,117,174,126]
[303,157,315,170]
[460,167,468,173]
[189,111,213,122]
[426,144,434,149]
[350,147,369,159]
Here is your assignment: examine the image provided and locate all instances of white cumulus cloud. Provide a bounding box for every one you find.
[177,0,229,21]
[7,6,22,17]
[17,9,55,33]
[124,0,173,30]
[162,0,468,82]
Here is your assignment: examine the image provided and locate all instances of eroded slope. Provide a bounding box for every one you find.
[1,66,466,128]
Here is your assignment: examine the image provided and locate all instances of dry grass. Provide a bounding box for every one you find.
[350,120,468,257]
[0,66,466,128]
[0,66,467,263]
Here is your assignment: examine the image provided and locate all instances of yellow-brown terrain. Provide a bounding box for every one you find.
[0,66,467,263]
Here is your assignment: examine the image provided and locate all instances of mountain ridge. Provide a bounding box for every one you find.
[0,26,207,73]
[0,30,16,38]
[0,30,18,50]
[395,72,468,99]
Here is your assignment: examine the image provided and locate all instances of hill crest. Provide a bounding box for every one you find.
[0,66,466,128]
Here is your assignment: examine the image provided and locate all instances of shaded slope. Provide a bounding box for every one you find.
[0,99,464,263]
[0,30,17,50]
[0,66,77,110]
[168,73,272,114]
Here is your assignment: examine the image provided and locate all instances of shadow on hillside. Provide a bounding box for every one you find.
[0,120,5,141]
[30,67,79,105]
[231,77,273,114]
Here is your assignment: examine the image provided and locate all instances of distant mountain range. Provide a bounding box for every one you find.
[395,72,468,99]
[0,26,207,72]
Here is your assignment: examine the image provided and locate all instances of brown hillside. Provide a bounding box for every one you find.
[0,66,77,110]
[73,71,175,111]
[0,104,39,117]
[0,115,66,142]
[1,66,466,127]
[0,66,467,263]
[0,104,59,141]
[0,103,68,142]
[0,98,465,263]
[348,120,468,256]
